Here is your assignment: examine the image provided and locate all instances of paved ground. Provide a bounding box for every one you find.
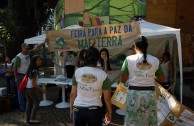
[0,66,125,126]
[0,85,125,126]
[1,67,194,126]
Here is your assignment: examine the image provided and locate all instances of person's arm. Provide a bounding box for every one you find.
[32,38,48,51]
[120,58,129,83]
[104,56,108,73]
[155,64,165,83]
[70,75,77,119]
[31,78,46,93]
[70,85,77,119]
[30,70,46,93]
[121,72,129,83]
[103,89,112,124]
[102,77,112,125]
[13,56,20,84]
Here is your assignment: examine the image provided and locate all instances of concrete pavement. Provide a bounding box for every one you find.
[0,85,124,126]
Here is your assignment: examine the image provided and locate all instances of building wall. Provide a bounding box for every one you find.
[146,0,177,27]
[146,0,194,67]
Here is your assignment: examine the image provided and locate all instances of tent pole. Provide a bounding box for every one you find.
[176,32,183,103]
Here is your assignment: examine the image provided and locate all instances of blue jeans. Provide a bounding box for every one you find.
[5,76,16,94]
[73,106,102,126]
[16,73,26,111]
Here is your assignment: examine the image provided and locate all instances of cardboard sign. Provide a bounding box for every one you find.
[46,22,141,52]
[111,82,194,126]
[111,82,128,110]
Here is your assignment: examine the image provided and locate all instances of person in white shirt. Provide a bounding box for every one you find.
[25,55,46,125]
[70,46,112,126]
[121,36,165,126]
[14,41,46,112]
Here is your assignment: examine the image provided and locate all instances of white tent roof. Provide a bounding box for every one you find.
[24,25,82,44]
[25,21,183,102]
[24,34,46,45]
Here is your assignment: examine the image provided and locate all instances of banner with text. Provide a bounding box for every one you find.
[46,22,140,52]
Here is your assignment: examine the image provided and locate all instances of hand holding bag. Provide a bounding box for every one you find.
[19,74,28,93]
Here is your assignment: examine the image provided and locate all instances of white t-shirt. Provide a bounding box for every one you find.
[26,70,39,88]
[72,66,111,107]
[161,61,171,82]
[16,53,30,74]
[65,54,75,66]
[3,63,14,76]
[122,53,160,87]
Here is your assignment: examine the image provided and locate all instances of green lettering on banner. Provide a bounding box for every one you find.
[88,38,93,47]
[97,38,101,47]
[118,36,122,46]
[78,39,84,48]
[78,36,123,48]
[102,37,106,47]
[112,36,117,46]
[107,37,111,47]
[85,38,89,48]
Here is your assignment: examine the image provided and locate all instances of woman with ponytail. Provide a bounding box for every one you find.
[121,36,165,126]
[25,55,46,125]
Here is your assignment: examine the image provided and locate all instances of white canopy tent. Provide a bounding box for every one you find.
[140,20,183,103]
[24,25,82,44]
[24,34,46,44]
[24,21,183,102]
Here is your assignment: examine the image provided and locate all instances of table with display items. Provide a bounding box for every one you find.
[38,77,72,108]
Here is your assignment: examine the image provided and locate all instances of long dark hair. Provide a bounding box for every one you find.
[28,55,41,77]
[99,48,111,71]
[134,36,148,63]
[163,52,171,60]
[84,46,99,66]
[77,49,86,68]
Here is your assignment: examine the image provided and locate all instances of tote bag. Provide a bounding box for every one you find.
[19,75,28,93]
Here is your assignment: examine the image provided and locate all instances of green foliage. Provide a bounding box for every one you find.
[0,0,52,58]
